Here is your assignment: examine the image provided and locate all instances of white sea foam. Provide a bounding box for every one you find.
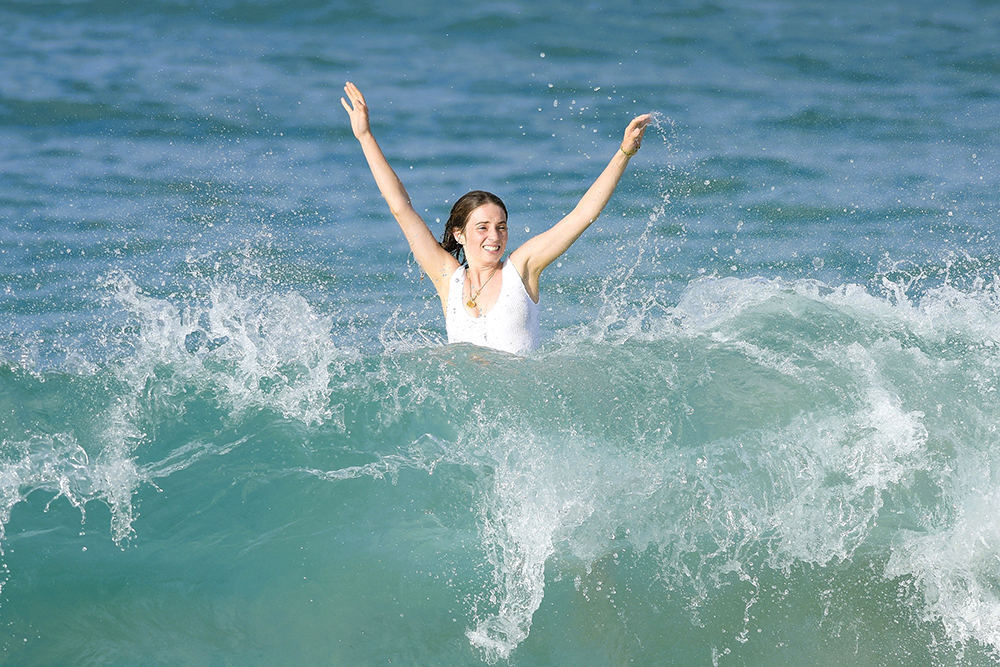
[456,274,1000,659]
[0,273,358,550]
[12,271,998,661]
[106,271,353,428]
[0,432,141,545]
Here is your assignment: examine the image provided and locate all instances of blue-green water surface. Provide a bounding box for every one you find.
[3,1,1000,664]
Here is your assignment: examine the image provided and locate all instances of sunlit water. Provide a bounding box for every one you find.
[3,1,1000,664]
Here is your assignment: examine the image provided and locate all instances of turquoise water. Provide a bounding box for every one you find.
[4,1,1000,664]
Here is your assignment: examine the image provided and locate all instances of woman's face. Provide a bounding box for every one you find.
[456,203,508,264]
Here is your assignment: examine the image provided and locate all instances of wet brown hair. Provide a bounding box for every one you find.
[440,190,507,264]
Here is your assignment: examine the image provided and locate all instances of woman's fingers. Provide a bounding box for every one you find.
[342,82,369,119]
[621,114,651,152]
[344,81,366,108]
[629,114,652,134]
[341,82,373,139]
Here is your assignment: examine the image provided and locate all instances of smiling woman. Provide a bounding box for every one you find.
[341,81,650,355]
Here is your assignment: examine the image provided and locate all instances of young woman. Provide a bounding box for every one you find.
[341,81,650,355]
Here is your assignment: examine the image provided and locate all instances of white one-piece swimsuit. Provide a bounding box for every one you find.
[445,261,540,355]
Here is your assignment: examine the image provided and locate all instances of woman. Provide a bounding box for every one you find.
[341,81,650,355]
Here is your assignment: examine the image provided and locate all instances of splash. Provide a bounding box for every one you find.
[461,274,1000,660]
[0,432,141,545]
[105,270,353,428]
[0,272,356,551]
[6,272,1000,663]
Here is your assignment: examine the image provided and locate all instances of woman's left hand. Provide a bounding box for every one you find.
[621,114,652,156]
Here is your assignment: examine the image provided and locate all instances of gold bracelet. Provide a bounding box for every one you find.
[620,145,638,157]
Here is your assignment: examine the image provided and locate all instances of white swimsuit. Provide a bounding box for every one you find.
[446,261,540,355]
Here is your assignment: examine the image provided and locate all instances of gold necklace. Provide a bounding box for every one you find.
[466,263,500,309]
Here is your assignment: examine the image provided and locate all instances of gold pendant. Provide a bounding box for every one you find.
[467,300,476,308]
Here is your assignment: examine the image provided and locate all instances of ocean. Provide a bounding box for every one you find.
[3,0,1000,664]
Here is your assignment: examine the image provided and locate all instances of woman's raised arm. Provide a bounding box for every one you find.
[341,82,458,295]
[509,114,651,301]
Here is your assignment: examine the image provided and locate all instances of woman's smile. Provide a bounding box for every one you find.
[460,203,508,263]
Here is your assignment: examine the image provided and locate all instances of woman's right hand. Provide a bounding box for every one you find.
[340,81,372,140]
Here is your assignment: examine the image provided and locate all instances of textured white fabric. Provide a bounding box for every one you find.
[446,261,540,355]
